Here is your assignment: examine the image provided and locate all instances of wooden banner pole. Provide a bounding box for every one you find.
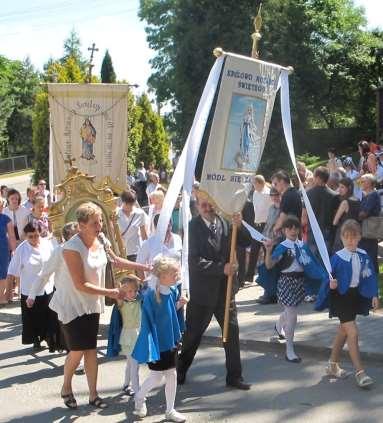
[222,222,238,343]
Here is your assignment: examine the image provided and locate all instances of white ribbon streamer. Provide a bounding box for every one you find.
[279,70,332,276]
[155,57,225,290]
[242,221,269,242]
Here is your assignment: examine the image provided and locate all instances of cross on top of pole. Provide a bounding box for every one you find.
[87,42,99,83]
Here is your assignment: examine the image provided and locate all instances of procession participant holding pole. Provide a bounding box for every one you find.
[177,195,251,390]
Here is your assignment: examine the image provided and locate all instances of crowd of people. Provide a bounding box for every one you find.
[0,137,382,420]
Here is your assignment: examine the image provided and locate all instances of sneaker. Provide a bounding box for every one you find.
[134,400,147,418]
[165,409,186,422]
[355,370,374,388]
[326,362,347,379]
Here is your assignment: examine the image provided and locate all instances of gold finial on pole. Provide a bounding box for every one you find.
[213,47,224,58]
[251,3,263,59]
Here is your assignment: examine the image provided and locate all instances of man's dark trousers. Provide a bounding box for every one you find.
[178,296,242,383]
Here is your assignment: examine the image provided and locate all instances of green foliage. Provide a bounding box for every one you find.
[296,153,322,166]
[0,56,39,158]
[0,59,14,156]
[139,0,383,157]
[127,91,143,174]
[101,50,117,83]
[136,93,170,169]
[32,91,49,184]
[61,28,88,71]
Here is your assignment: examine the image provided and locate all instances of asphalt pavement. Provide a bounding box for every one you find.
[1,303,383,423]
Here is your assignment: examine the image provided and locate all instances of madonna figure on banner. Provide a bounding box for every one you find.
[240,104,257,163]
[223,95,266,172]
[80,118,96,161]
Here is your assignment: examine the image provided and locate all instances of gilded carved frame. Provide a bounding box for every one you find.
[49,167,126,259]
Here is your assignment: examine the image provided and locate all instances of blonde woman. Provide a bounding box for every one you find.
[51,202,149,409]
[132,256,187,422]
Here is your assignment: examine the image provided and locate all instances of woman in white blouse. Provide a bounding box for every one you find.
[52,202,149,410]
[117,190,148,261]
[6,223,55,350]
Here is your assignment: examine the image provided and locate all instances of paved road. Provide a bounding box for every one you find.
[0,171,33,199]
[1,306,383,423]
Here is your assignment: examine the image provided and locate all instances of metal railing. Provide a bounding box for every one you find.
[0,155,31,174]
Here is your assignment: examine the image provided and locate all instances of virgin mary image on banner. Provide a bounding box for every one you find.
[80,117,96,160]
[222,94,266,172]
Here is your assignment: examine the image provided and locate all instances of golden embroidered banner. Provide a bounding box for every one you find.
[199,53,281,215]
[47,83,129,188]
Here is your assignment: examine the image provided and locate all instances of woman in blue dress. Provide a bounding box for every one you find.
[0,199,16,305]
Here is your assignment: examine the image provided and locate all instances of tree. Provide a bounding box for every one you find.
[61,28,87,71]
[127,91,143,174]
[6,58,40,157]
[136,93,170,169]
[139,0,383,154]
[0,56,39,158]
[32,90,49,183]
[101,50,117,83]
[0,57,14,156]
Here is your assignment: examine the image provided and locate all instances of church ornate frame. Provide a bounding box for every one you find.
[49,166,126,260]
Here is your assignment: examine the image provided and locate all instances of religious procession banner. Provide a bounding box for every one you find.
[47,83,130,188]
[199,53,282,215]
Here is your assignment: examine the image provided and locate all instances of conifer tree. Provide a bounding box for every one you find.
[101,50,117,83]
[136,93,170,169]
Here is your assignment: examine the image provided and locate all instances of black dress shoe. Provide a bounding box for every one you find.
[177,371,186,385]
[285,354,302,363]
[226,380,251,390]
[32,342,43,351]
[256,296,277,305]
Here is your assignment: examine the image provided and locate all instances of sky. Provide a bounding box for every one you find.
[0,0,382,97]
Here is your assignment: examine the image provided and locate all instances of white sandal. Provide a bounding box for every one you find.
[326,361,348,379]
[355,370,374,388]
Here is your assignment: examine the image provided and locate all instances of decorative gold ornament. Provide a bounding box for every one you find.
[251,3,263,59]
[213,47,224,58]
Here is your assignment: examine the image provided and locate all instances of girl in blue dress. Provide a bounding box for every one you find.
[316,219,378,388]
[132,256,187,422]
[0,199,16,305]
[264,215,326,363]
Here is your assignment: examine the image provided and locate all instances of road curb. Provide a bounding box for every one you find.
[1,308,382,365]
[201,335,383,366]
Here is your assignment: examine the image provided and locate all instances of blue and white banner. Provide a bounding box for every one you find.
[199,53,281,215]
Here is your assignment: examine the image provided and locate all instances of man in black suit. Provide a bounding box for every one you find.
[177,197,251,390]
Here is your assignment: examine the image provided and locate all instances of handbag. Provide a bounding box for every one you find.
[361,216,383,240]
[98,233,116,306]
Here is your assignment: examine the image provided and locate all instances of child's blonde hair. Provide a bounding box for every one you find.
[119,274,141,290]
[152,256,180,303]
[340,219,362,238]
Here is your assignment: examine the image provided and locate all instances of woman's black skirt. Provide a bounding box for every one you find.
[61,313,100,351]
[329,287,371,323]
[148,349,177,371]
[20,293,50,345]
